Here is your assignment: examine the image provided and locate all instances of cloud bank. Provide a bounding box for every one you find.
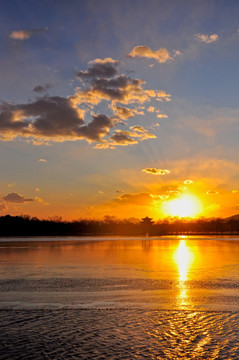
[0,57,171,148]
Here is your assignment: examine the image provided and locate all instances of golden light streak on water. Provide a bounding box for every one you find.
[174,237,194,307]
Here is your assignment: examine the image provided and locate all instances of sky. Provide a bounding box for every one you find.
[0,0,239,221]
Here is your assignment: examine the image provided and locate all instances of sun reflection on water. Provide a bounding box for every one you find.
[174,237,194,307]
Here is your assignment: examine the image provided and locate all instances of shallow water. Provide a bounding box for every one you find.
[1,236,239,358]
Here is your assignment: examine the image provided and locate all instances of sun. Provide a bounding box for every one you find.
[162,194,202,218]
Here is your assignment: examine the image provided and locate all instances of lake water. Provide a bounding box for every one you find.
[1,236,239,359]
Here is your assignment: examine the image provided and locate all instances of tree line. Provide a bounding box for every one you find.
[0,214,239,236]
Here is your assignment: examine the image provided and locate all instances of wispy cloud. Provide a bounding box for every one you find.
[127,45,182,63]
[142,168,170,175]
[9,28,48,40]
[35,196,49,205]
[195,33,219,43]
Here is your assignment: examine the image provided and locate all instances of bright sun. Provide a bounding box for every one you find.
[162,194,202,218]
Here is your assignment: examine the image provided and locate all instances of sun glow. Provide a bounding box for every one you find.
[162,194,202,218]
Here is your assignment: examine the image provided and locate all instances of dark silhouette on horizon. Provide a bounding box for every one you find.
[0,214,239,237]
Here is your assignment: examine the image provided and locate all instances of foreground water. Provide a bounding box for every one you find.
[0,236,239,359]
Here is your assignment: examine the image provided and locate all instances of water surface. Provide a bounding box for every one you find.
[0,235,239,310]
[1,236,239,359]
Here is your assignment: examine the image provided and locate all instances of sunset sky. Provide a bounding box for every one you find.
[1,0,239,220]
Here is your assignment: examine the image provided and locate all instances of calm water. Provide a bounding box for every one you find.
[1,236,239,359]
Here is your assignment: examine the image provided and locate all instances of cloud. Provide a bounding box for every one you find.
[206,190,219,195]
[73,58,171,106]
[155,91,171,102]
[2,192,34,203]
[38,158,47,162]
[0,96,84,140]
[184,179,194,185]
[76,114,115,141]
[0,97,114,143]
[74,75,149,105]
[76,58,120,80]
[130,126,156,140]
[110,130,138,146]
[195,33,219,43]
[111,105,135,120]
[116,192,152,205]
[94,124,156,149]
[232,190,238,194]
[142,168,170,175]
[0,57,171,147]
[33,83,52,94]
[129,125,145,132]
[9,28,48,40]
[35,196,49,205]
[157,113,168,118]
[127,45,181,63]
[147,106,155,113]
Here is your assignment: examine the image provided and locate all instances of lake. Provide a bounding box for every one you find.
[1,236,239,359]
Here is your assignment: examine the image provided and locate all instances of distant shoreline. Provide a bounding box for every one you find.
[0,214,239,237]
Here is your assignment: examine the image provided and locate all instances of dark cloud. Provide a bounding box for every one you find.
[0,96,84,139]
[76,58,120,80]
[110,131,138,145]
[33,83,52,94]
[76,114,115,141]
[0,96,117,143]
[9,28,48,40]
[73,57,168,108]
[89,75,145,102]
[2,193,34,203]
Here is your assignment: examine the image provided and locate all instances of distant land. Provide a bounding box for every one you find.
[0,214,239,237]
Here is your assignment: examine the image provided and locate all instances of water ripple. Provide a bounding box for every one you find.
[1,309,239,359]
